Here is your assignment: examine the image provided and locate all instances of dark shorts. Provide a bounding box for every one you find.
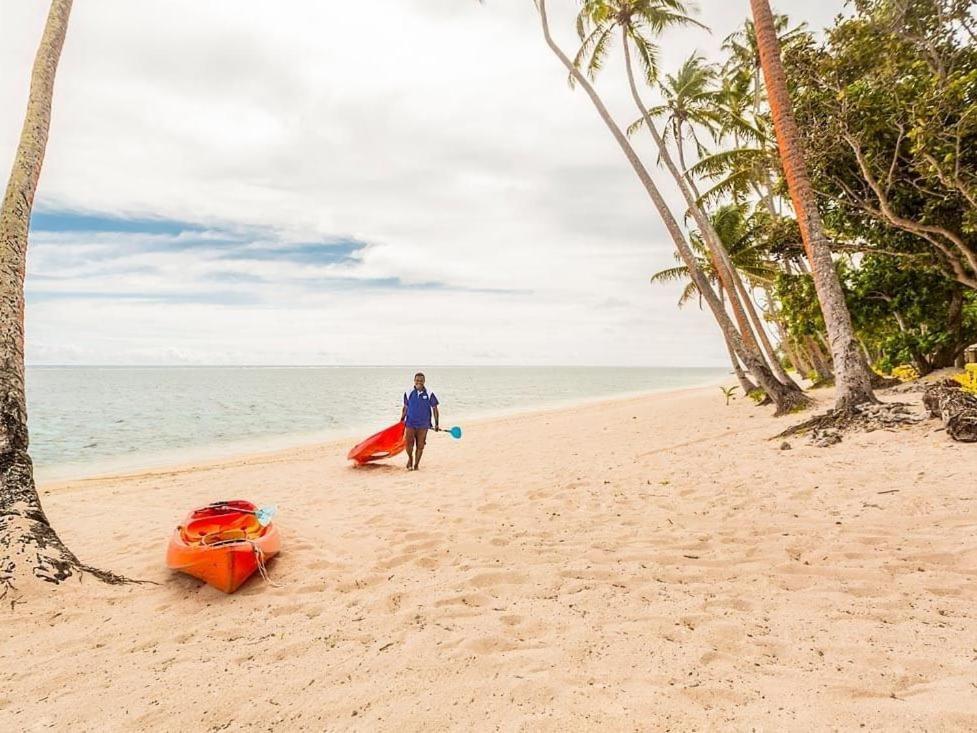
[405,427,428,449]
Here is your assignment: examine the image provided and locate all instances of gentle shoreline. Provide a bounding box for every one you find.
[6,383,977,730]
[37,377,727,490]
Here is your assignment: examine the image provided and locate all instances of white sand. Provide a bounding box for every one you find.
[3,385,977,731]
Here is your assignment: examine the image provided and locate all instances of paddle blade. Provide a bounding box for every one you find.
[255,505,278,526]
[447,426,462,439]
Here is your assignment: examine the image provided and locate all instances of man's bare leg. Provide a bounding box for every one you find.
[405,427,416,470]
[413,429,428,470]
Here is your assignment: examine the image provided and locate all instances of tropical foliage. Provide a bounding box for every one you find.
[554,0,977,394]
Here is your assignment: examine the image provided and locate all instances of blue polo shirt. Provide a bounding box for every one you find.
[404,388,439,429]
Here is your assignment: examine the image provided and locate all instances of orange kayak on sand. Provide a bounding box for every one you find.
[166,500,281,593]
[347,421,406,464]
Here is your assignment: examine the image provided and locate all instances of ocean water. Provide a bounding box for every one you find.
[26,366,727,482]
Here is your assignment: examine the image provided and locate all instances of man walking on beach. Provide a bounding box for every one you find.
[401,372,439,471]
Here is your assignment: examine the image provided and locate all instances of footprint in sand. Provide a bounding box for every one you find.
[375,553,414,571]
[436,591,491,606]
[268,603,307,618]
[468,570,527,589]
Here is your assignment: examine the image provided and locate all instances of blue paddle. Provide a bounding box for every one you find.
[255,505,278,527]
[439,426,463,439]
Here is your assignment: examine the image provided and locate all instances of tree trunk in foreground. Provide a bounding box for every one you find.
[537,0,809,415]
[749,0,876,411]
[0,0,122,599]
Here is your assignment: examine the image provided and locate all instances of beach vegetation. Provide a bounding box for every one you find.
[533,0,810,415]
[891,365,921,383]
[534,0,977,432]
[954,364,977,394]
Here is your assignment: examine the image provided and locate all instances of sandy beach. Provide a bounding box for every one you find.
[3,384,977,731]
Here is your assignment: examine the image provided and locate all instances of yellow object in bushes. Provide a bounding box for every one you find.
[952,364,977,395]
[891,364,920,383]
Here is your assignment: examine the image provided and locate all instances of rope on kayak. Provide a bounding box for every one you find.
[251,543,279,587]
[204,537,282,588]
[205,501,258,515]
[204,502,277,526]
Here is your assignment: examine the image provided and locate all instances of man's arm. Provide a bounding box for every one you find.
[432,405,440,431]
[401,394,408,423]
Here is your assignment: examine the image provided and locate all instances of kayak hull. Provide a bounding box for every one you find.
[347,422,406,464]
[166,500,281,593]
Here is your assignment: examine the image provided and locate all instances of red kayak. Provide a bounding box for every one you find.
[347,422,406,464]
[166,500,281,593]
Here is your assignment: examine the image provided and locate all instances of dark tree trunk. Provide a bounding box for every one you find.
[0,0,125,599]
[929,287,966,370]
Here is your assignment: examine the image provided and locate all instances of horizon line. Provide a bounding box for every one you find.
[26,363,730,370]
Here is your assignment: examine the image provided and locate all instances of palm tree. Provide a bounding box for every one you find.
[748,0,876,410]
[535,0,808,414]
[651,208,767,394]
[0,0,124,597]
[722,14,807,115]
[651,205,788,389]
[574,0,804,393]
[641,54,723,180]
[643,56,799,386]
[691,74,784,217]
[653,256,758,393]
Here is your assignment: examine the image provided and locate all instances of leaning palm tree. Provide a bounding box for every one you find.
[653,261,759,393]
[639,55,798,386]
[651,205,784,390]
[0,0,124,597]
[691,74,785,216]
[574,0,804,393]
[534,0,808,413]
[635,54,724,177]
[748,0,876,410]
[651,220,760,394]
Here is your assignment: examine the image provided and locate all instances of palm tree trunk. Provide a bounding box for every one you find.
[719,286,757,393]
[783,336,810,377]
[805,335,834,382]
[675,130,796,387]
[749,0,875,411]
[773,325,806,380]
[536,1,808,415]
[725,332,758,393]
[675,130,783,379]
[0,0,122,597]
[732,272,797,385]
[623,35,802,395]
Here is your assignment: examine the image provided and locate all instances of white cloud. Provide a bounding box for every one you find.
[1,0,847,366]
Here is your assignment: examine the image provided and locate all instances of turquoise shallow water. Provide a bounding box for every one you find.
[26,366,727,481]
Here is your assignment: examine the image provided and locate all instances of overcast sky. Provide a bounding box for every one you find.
[1,0,846,366]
